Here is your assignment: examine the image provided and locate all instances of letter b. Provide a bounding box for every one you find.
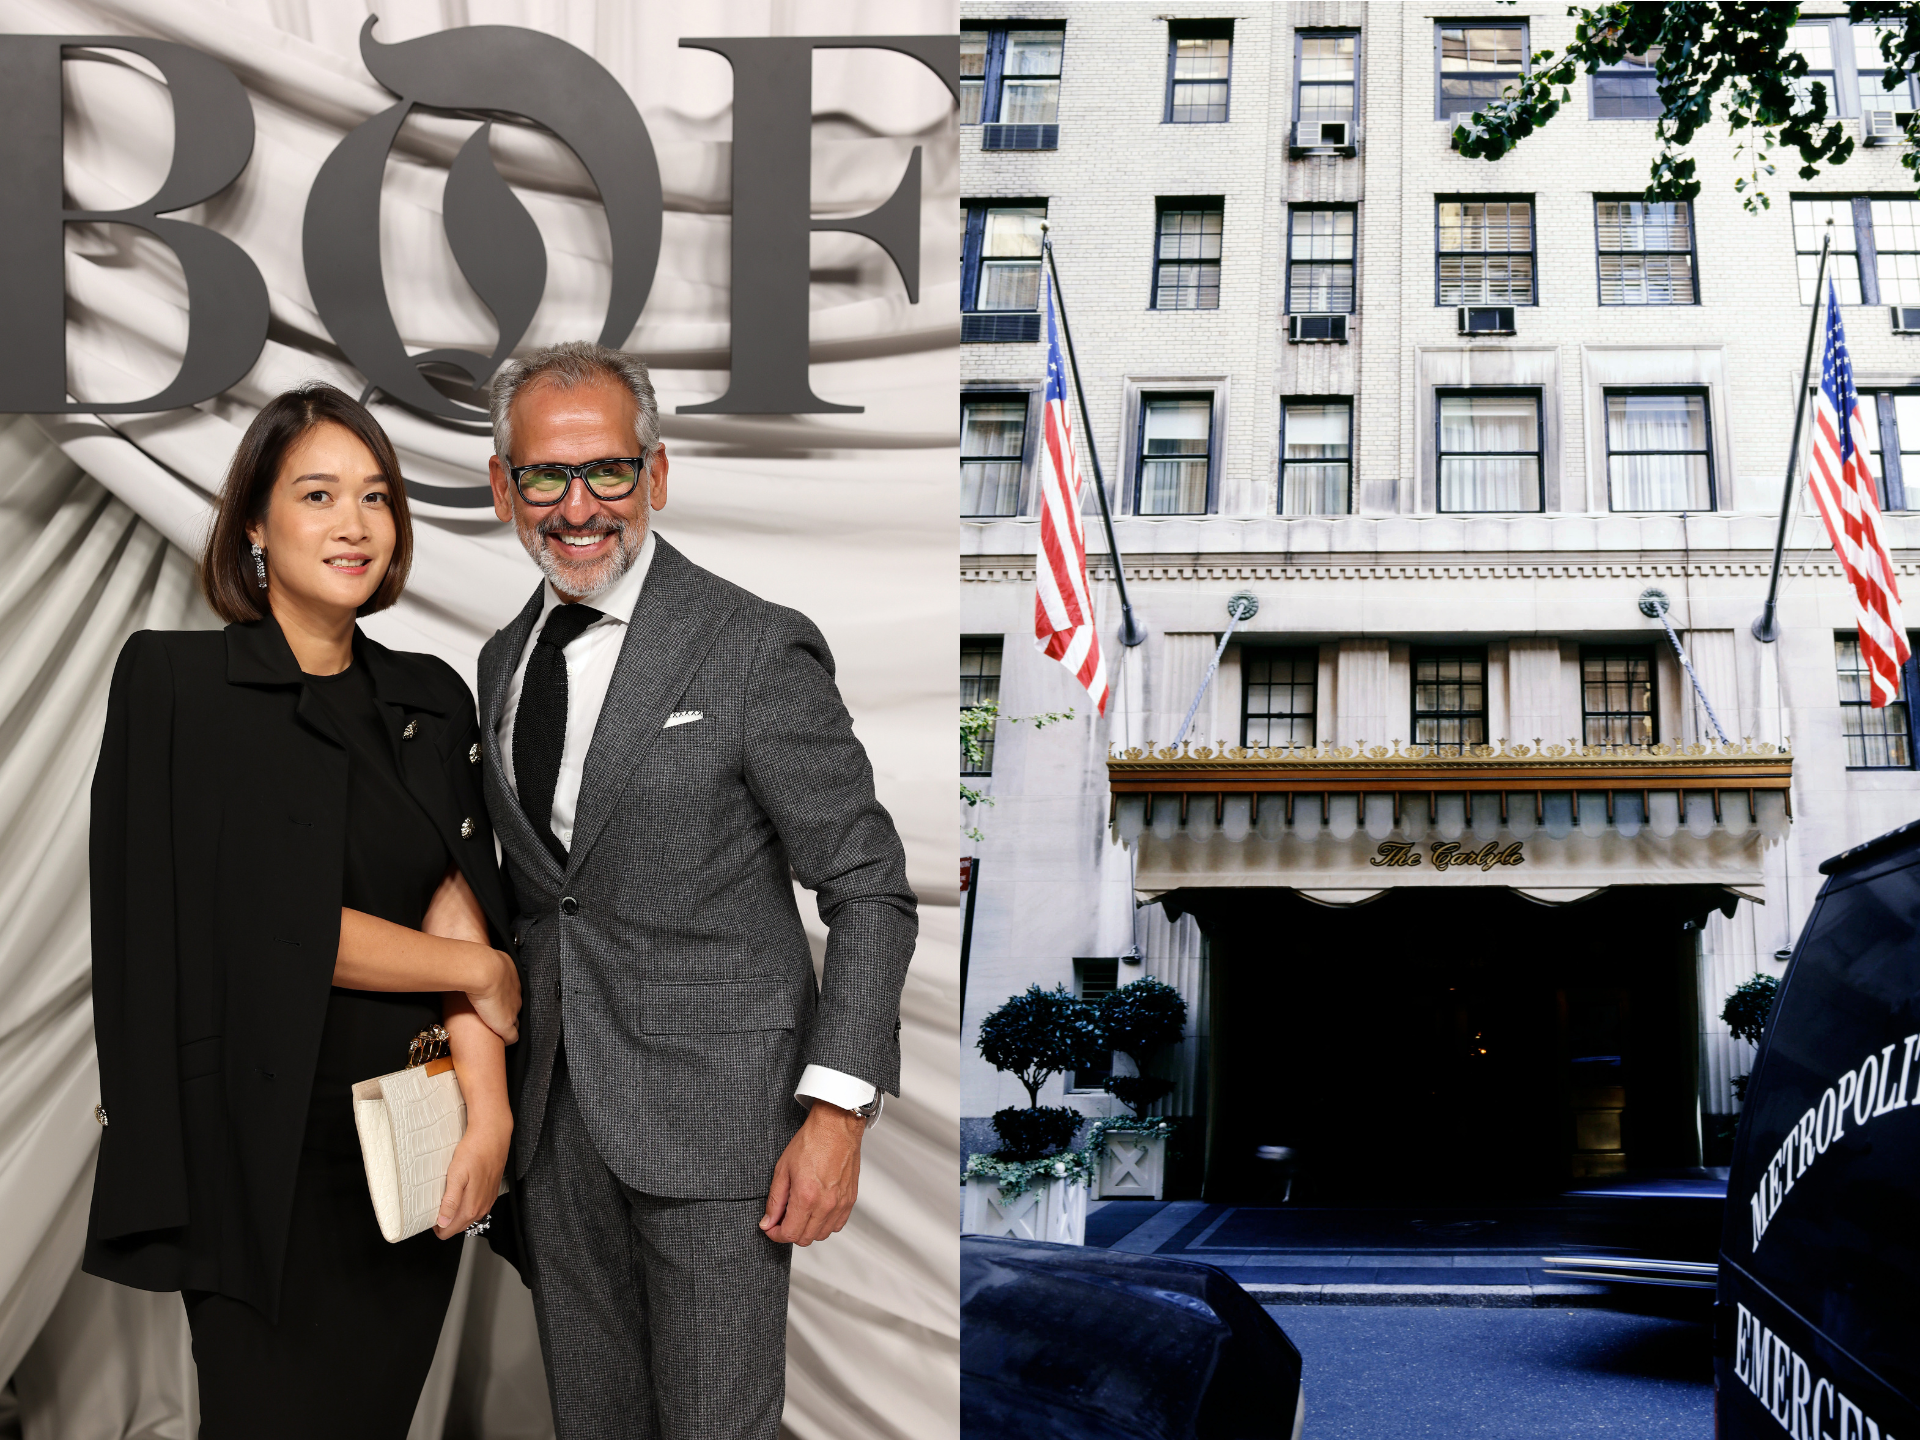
[0,37,268,412]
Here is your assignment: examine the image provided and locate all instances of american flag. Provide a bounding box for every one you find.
[1033,256,1110,715]
[1809,277,1909,706]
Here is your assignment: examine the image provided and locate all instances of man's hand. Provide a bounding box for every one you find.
[760,1098,866,1246]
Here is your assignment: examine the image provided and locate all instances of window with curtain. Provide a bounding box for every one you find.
[1866,391,1920,511]
[961,397,1027,517]
[960,31,988,124]
[1154,202,1224,309]
[1596,199,1697,304]
[1581,649,1656,746]
[1592,51,1660,118]
[1136,395,1212,514]
[1281,400,1351,515]
[1792,198,1865,304]
[1295,32,1357,133]
[962,637,1004,775]
[1605,391,1713,512]
[1413,648,1488,754]
[1168,25,1231,123]
[1437,392,1541,512]
[968,205,1046,312]
[1836,634,1914,769]
[1242,648,1318,747]
[1437,200,1535,304]
[1287,207,1355,313]
[1437,23,1526,119]
[1000,30,1064,124]
[1872,200,1920,306]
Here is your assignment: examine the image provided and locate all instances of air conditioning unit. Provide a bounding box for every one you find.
[1457,305,1516,336]
[1289,118,1356,155]
[1894,306,1920,333]
[1865,109,1918,144]
[1316,120,1349,147]
[1288,313,1349,343]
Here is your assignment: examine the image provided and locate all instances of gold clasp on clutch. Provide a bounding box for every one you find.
[407,1024,451,1070]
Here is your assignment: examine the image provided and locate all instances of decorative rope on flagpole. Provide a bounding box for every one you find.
[1040,224,1146,647]
[1640,588,1731,746]
[1754,221,1833,644]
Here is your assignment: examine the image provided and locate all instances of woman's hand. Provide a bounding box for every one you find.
[435,1111,510,1240]
[468,949,522,1044]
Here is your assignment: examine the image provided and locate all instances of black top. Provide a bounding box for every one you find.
[301,658,450,1149]
[84,618,513,1319]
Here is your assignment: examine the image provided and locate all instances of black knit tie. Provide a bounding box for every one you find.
[513,602,603,865]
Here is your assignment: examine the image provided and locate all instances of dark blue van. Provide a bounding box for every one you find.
[1717,820,1920,1438]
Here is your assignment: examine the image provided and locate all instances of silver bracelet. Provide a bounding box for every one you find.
[465,1215,491,1238]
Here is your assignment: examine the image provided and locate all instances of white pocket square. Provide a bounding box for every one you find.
[663,710,704,729]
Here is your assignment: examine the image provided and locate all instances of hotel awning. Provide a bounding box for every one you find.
[1107,738,1791,900]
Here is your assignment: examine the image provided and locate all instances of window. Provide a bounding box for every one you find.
[961,637,1003,775]
[1287,207,1355,313]
[1436,391,1542,512]
[1866,391,1920,510]
[1788,21,1839,115]
[1581,649,1657,746]
[1437,199,1535,305]
[1784,18,1918,119]
[1242,648,1318,747]
[1437,22,1527,120]
[1592,51,1660,119]
[1002,30,1064,123]
[1596,198,1697,304]
[1854,23,1917,124]
[1295,32,1358,138]
[1837,634,1914,769]
[962,203,1046,313]
[1605,391,1714,512]
[960,31,988,124]
[962,396,1028,517]
[1167,22,1232,123]
[1068,958,1121,1092]
[1792,198,1866,305]
[1136,394,1212,515]
[1872,200,1920,305]
[1280,399,1351,514]
[1153,201,1223,310]
[1413,647,1488,754]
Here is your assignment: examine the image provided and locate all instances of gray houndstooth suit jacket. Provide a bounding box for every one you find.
[477,536,917,1199]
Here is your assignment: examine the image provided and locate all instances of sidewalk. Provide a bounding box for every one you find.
[1086,1199,1618,1308]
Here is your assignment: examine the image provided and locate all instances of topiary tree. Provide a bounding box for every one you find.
[976,984,1108,1158]
[1723,973,1781,1103]
[1097,976,1189,1118]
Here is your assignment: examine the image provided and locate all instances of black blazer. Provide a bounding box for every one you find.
[83,618,512,1318]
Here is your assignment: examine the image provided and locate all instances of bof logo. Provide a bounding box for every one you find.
[0,21,954,422]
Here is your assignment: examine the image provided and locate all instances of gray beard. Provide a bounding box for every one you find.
[519,513,647,599]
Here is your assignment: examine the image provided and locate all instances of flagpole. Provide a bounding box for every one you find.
[1040,225,1146,647]
[1753,223,1834,644]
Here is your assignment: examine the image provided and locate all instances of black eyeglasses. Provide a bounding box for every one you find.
[509,456,650,506]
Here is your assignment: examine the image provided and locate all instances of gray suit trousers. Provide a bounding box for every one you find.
[520,1049,791,1440]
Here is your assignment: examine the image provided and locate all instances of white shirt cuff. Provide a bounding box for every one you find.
[795,1064,881,1126]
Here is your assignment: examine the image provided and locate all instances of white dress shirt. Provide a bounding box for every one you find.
[496,528,877,1120]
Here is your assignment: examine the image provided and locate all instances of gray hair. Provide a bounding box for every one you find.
[488,341,660,462]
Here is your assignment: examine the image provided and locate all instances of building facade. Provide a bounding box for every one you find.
[960,1,1920,1200]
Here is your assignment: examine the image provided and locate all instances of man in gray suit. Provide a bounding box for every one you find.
[476,342,916,1440]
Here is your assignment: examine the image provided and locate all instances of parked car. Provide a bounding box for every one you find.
[961,1235,1305,1440]
[1716,818,1920,1438]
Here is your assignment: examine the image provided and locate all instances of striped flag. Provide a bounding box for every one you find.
[1810,278,1910,706]
[1033,255,1110,715]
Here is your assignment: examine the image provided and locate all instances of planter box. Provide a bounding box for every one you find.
[962,1175,1088,1245]
[1097,1131,1168,1200]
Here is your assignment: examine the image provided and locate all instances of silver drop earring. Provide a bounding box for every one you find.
[251,542,266,588]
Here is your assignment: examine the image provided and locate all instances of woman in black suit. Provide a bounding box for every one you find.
[85,385,520,1438]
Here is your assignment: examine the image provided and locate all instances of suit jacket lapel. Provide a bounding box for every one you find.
[482,585,566,889]
[565,539,740,872]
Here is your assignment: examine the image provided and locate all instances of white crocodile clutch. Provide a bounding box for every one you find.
[353,1060,490,1243]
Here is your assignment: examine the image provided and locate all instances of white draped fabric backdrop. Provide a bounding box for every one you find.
[0,3,959,1436]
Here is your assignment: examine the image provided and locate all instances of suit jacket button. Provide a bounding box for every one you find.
[402,719,419,740]
[460,817,475,839]
[560,896,579,916]
[469,742,481,764]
